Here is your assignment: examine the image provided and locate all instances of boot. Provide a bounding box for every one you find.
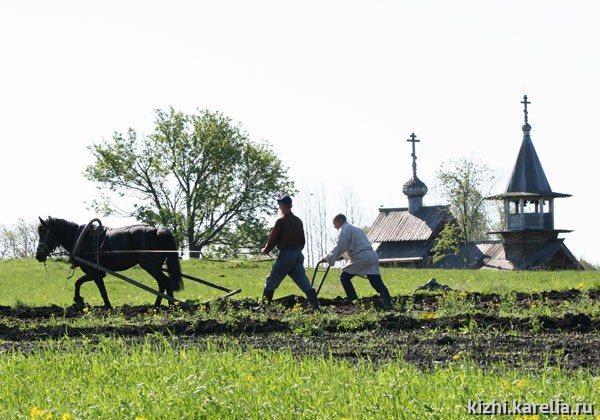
[305,288,320,311]
[367,275,392,310]
[379,288,392,310]
[253,288,274,311]
[341,277,358,301]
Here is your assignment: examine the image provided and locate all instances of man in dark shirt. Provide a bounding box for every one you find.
[258,195,319,310]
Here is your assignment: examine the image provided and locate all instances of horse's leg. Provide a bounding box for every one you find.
[151,275,165,308]
[93,276,113,310]
[153,288,164,308]
[74,274,93,308]
[152,275,173,308]
[158,273,176,307]
[140,260,173,308]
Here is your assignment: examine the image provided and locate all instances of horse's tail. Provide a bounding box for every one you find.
[159,228,184,292]
[167,252,184,292]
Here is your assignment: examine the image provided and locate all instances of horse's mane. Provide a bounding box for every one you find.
[45,217,80,231]
[43,217,82,247]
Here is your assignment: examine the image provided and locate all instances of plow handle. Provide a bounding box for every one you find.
[310,262,330,296]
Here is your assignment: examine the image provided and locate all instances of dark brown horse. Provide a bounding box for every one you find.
[35,217,184,309]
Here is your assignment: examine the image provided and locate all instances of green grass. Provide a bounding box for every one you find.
[3,259,600,419]
[1,258,598,307]
[2,336,599,420]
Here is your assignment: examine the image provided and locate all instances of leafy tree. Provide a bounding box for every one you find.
[85,108,294,258]
[431,221,464,265]
[436,157,498,264]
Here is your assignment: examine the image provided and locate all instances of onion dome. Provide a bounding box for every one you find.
[403,175,428,198]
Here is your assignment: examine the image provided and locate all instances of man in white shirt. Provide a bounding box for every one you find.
[319,213,392,309]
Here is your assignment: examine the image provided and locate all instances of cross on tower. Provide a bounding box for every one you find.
[521,95,531,124]
[407,132,420,177]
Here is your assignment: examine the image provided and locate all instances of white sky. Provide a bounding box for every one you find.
[1,1,599,264]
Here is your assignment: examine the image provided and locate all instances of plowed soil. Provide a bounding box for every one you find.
[1,290,599,371]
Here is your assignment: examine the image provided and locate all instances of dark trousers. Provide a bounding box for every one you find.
[340,271,389,301]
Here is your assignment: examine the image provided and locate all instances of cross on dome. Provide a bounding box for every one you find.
[407,132,420,177]
[521,95,531,124]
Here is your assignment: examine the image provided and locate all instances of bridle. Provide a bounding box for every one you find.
[36,225,59,260]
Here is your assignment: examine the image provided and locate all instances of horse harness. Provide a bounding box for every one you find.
[71,218,107,267]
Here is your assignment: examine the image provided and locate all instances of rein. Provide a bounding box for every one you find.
[40,217,275,263]
[37,227,58,258]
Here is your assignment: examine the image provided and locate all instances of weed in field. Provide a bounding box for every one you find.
[459,318,479,334]
[497,290,518,317]
[436,290,477,317]
[397,294,419,317]
[293,321,327,337]
[335,307,382,332]
[528,316,544,334]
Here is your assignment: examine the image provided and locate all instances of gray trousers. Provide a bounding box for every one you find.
[264,248,312,293]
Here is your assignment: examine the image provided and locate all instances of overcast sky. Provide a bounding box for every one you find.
[1,1,598,263]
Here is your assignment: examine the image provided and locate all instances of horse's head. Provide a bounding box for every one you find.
[36,216,59,262]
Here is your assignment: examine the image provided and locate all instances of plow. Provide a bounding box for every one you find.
[273,261,330,304]
[69,254,242,308]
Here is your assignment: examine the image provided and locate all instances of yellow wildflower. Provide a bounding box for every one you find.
[30,407,51,420]
[512,379,527,389]
[285,302,303,313]
[421,312,437,320]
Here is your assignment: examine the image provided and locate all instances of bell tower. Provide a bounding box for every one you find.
[489,95,572,265]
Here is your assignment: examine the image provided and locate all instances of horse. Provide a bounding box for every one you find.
[35,216,184,309]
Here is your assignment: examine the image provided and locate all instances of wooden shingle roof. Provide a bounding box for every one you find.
[367,205,453,243]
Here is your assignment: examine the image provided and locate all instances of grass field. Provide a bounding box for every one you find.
[1,258,598,307]
[2,259,600,419]
[3,337,600,419]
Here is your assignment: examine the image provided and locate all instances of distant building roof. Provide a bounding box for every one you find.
[367,205,453,243]
[454,239,582,270]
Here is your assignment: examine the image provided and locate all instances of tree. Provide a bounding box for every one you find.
[295,182,369,267]
[0,219,38,259]
[338,183,366,229]
[297,184,329,266]
[85,107,295,258]
[436,157,498,265]
[431,221,464,266]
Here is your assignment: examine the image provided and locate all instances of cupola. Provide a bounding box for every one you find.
[402,133,428,213]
